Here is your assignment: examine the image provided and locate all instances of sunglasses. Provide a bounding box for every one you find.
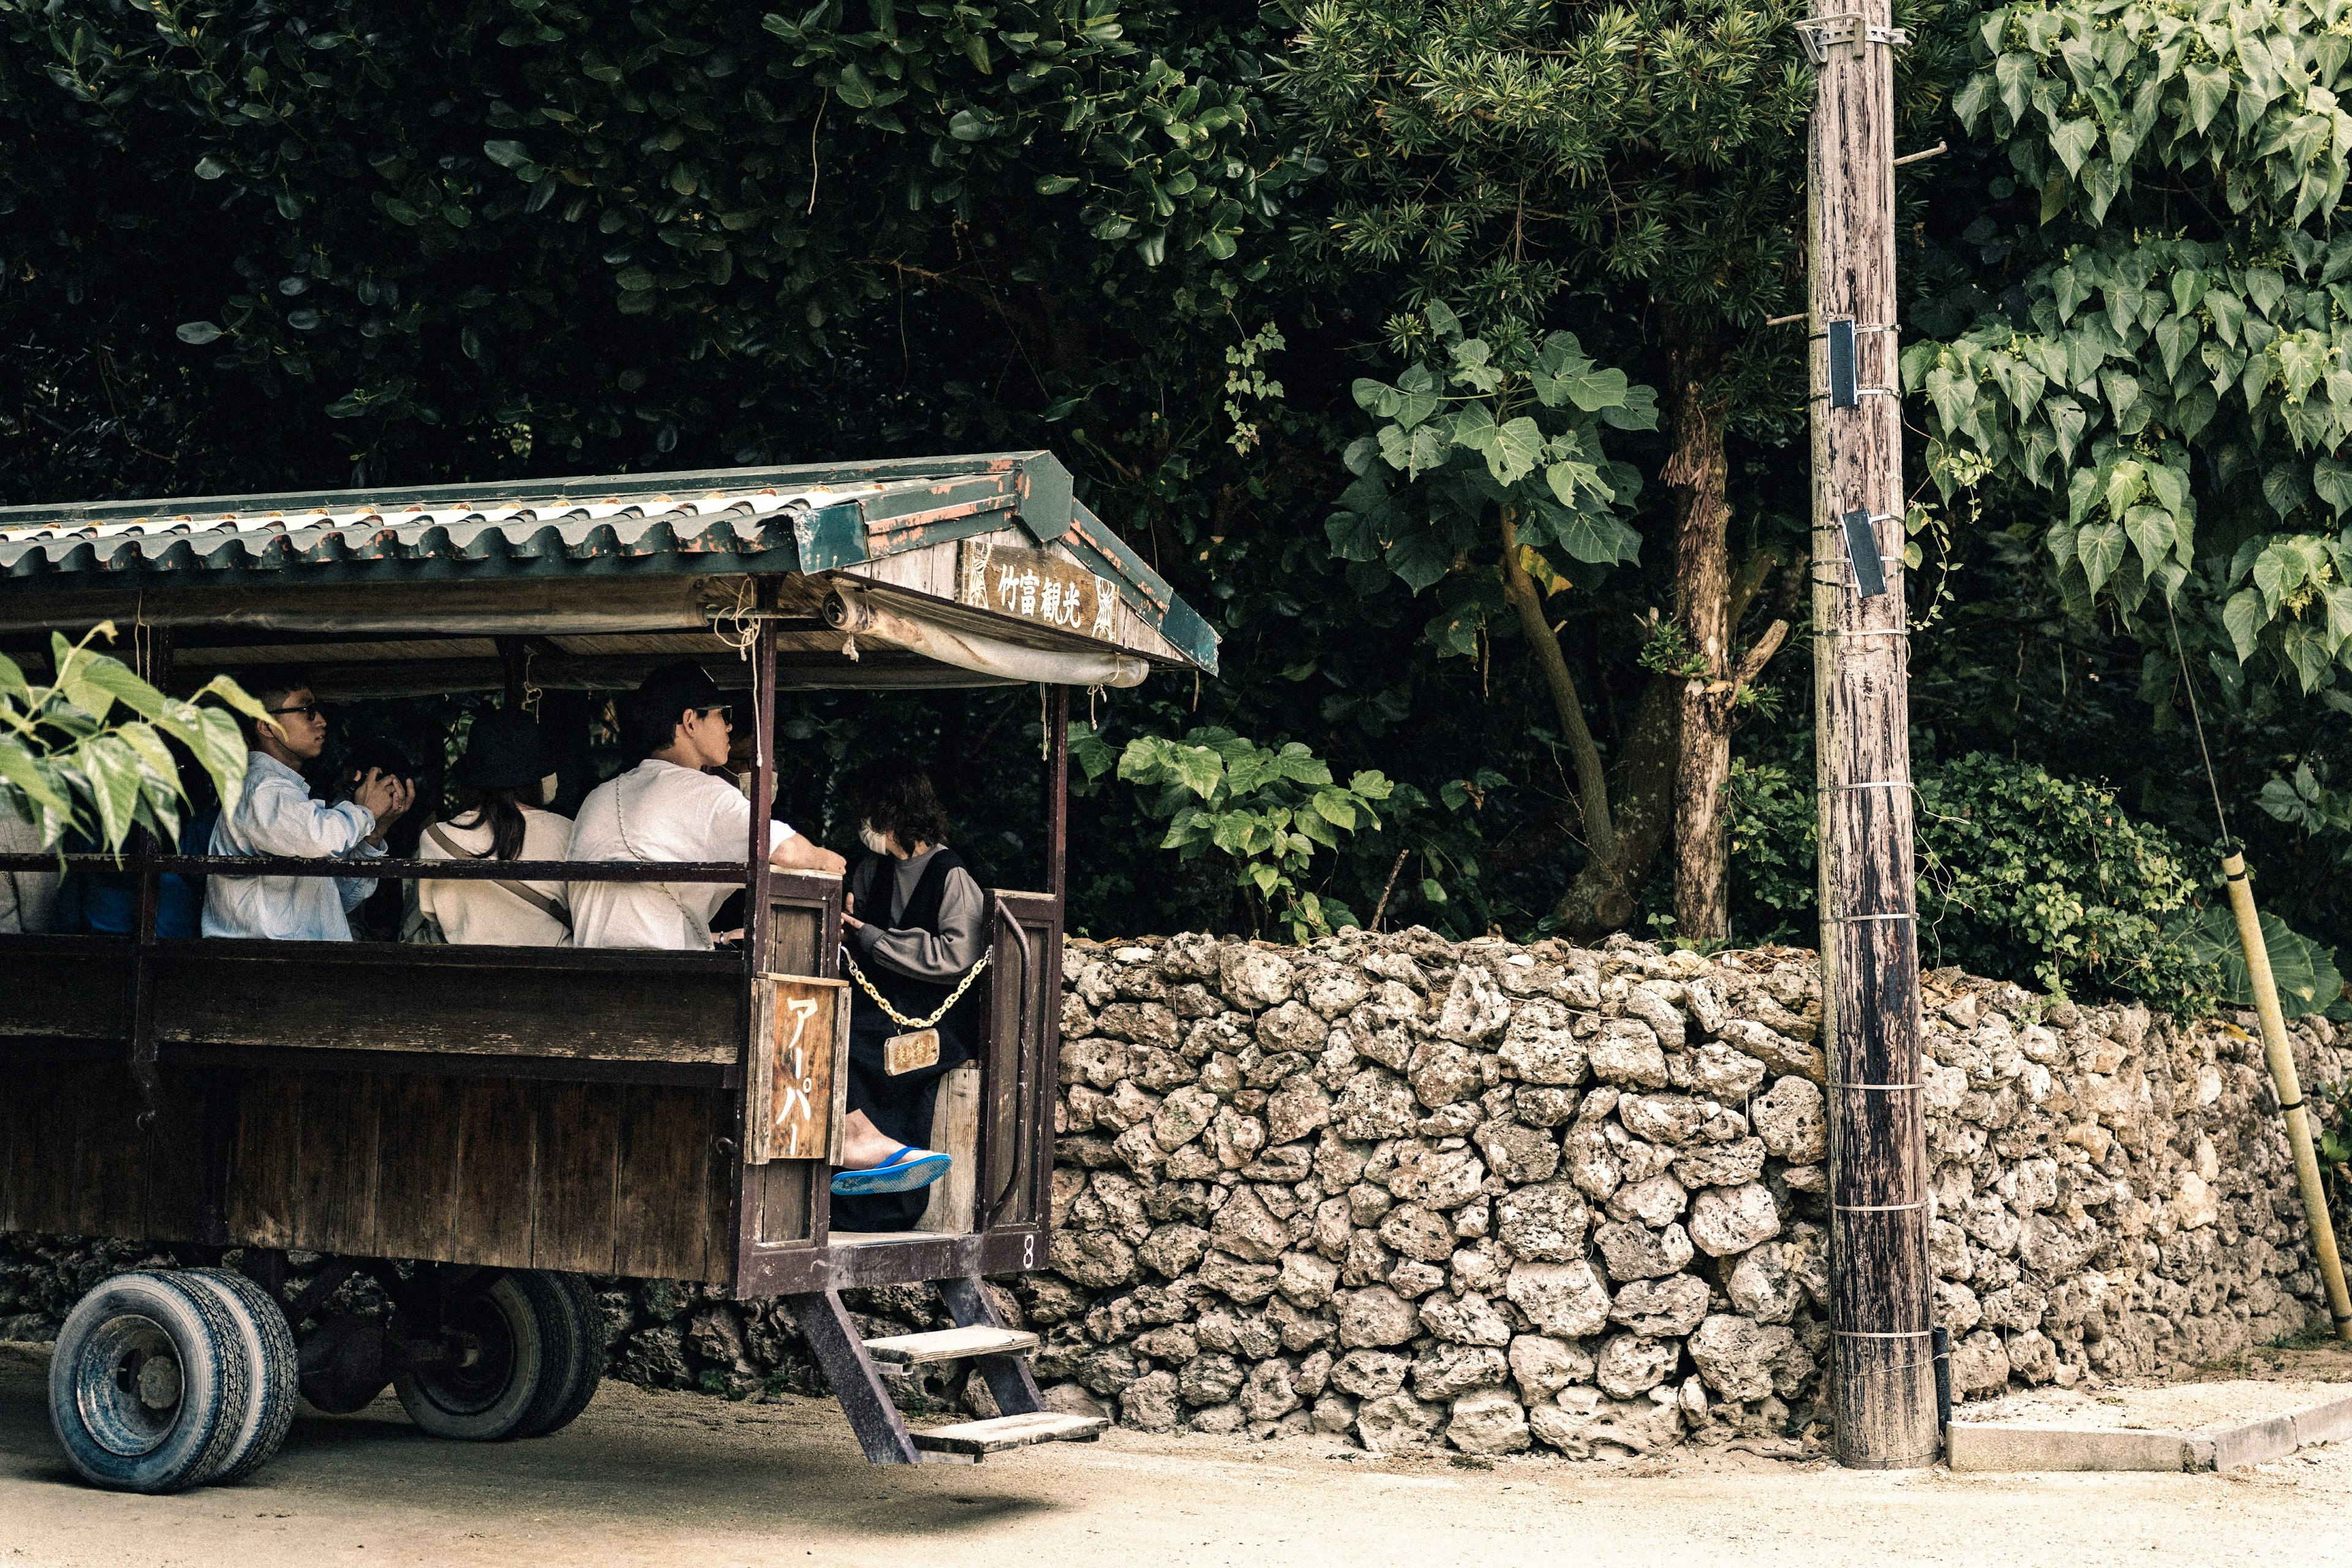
[265,701,325,720]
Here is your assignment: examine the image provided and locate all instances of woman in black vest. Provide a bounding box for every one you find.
[832,761,988,1230]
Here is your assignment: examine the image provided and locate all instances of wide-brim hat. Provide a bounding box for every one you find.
[455,709,557,790]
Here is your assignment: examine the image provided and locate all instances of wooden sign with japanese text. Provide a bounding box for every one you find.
[959,540,1119,641]
[745,973,850,1164]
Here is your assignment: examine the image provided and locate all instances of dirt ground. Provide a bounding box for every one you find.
[6,1341,2352,1568]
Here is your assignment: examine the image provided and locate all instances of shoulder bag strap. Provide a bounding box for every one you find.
[426,822,573,932]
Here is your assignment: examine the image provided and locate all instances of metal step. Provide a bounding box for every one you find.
[911,1411,1108,1455]
[863,1325,1039,1366]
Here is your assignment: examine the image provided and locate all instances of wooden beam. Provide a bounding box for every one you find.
[1807,0,1939,1469]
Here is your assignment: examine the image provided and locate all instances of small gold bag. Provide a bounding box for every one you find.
[883,1028,941,1076]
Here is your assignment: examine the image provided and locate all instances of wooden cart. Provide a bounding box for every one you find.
[0,452,1216,1488]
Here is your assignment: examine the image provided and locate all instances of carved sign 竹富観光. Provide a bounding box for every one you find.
[959,540,1118,641]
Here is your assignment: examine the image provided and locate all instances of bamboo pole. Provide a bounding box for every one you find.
[2219,851,2352,1344]
[1807,0,1940,1468]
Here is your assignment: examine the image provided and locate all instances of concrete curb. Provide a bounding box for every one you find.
[1948,1389,2352,1472]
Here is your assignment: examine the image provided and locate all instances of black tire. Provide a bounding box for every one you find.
[178,1269,300,1484]
[393,1271,565,1441]
[512,1272,606,1439]
[48,1271,250,1494]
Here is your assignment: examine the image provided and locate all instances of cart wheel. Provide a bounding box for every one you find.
[393,1271,567,1441]
[178,1269,300,1484]
[48,1271,251,1494]
[513,1272,606,1439]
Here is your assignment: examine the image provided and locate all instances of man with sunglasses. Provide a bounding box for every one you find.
[202,674,416,941]
[570,662,844,950]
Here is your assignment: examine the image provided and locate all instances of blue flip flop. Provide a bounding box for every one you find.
[831,1146,952,1196]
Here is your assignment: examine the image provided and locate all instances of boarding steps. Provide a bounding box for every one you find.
[785,1275,1107,1464]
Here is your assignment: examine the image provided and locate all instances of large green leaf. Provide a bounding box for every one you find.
[1384,529,1453,593]
[1553,505,1641,566]
[2223,587,2267,660]
[2076,520,2127,592]
[1484,415,1545,484]
[2174,905,2346,1018]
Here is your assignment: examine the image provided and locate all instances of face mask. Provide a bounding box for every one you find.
[540,773,560,807]
[859,823,892,856]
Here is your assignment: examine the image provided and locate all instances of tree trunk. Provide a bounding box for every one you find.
[1499,510,1614,861]
[1551,673,1679,937]
[1660,328,1740,942]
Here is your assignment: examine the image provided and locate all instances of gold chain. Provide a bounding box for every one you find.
[842,948,989,1030]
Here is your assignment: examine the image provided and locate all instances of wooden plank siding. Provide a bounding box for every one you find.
[0,935,743,1281]
[0,1059,200,1245]
[153,944,743,1065]
[0,1058,735,1284]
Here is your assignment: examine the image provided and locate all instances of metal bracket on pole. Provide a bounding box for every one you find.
[1824,318,1900,407]
[1795,15,1911,62]
[1841,510,1896,598]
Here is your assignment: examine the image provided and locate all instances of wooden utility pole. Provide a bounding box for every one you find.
[1804,0,1939,1469]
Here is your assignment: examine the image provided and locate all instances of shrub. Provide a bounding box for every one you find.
[1072,725,1392,943]
[1731,751,2217,1011]
[1727,758,1816,943]
[1913,754,2212,1010]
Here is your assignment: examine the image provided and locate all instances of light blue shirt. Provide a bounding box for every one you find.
[201,752,386,941]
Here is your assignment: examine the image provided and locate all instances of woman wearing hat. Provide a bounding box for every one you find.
[415,709,573,946]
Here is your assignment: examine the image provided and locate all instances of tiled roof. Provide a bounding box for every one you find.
[0,489,831,579]
[0,453,1218,672]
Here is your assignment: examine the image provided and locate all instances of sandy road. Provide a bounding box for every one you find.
[4,1342,2347,1568]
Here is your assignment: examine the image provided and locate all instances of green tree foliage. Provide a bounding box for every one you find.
[1,0,1290,483]
[1913,1,2352,699]
[15,0,2352,995]
[1281,0,1815,336]
[1072,723,1392,940]
[2,626,263,851]
[1327,304,1654,648]
[1275,0,1975,938]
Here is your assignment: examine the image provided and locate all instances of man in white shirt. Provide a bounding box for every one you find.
[570,663,845,949]
[203,676,415,941]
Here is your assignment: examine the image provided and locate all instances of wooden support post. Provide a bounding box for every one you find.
[1047,685,1069,901]
[786,1287,922,1465]
[1807,0,1938,1469]
[733,581,781,1246]
[497,636,527,710]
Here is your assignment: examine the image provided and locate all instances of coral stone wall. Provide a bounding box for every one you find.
[1,929,2340,1463]
[1026,930,2337,1456]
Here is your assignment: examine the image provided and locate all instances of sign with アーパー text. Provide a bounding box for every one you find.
[746,973,849,1164]
[959,540,1118,641]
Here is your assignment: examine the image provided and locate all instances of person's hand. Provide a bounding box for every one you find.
[353,767,412,837]
[771,833,848,877]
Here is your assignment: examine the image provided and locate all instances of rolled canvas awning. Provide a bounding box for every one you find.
[823,584,1148,688]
